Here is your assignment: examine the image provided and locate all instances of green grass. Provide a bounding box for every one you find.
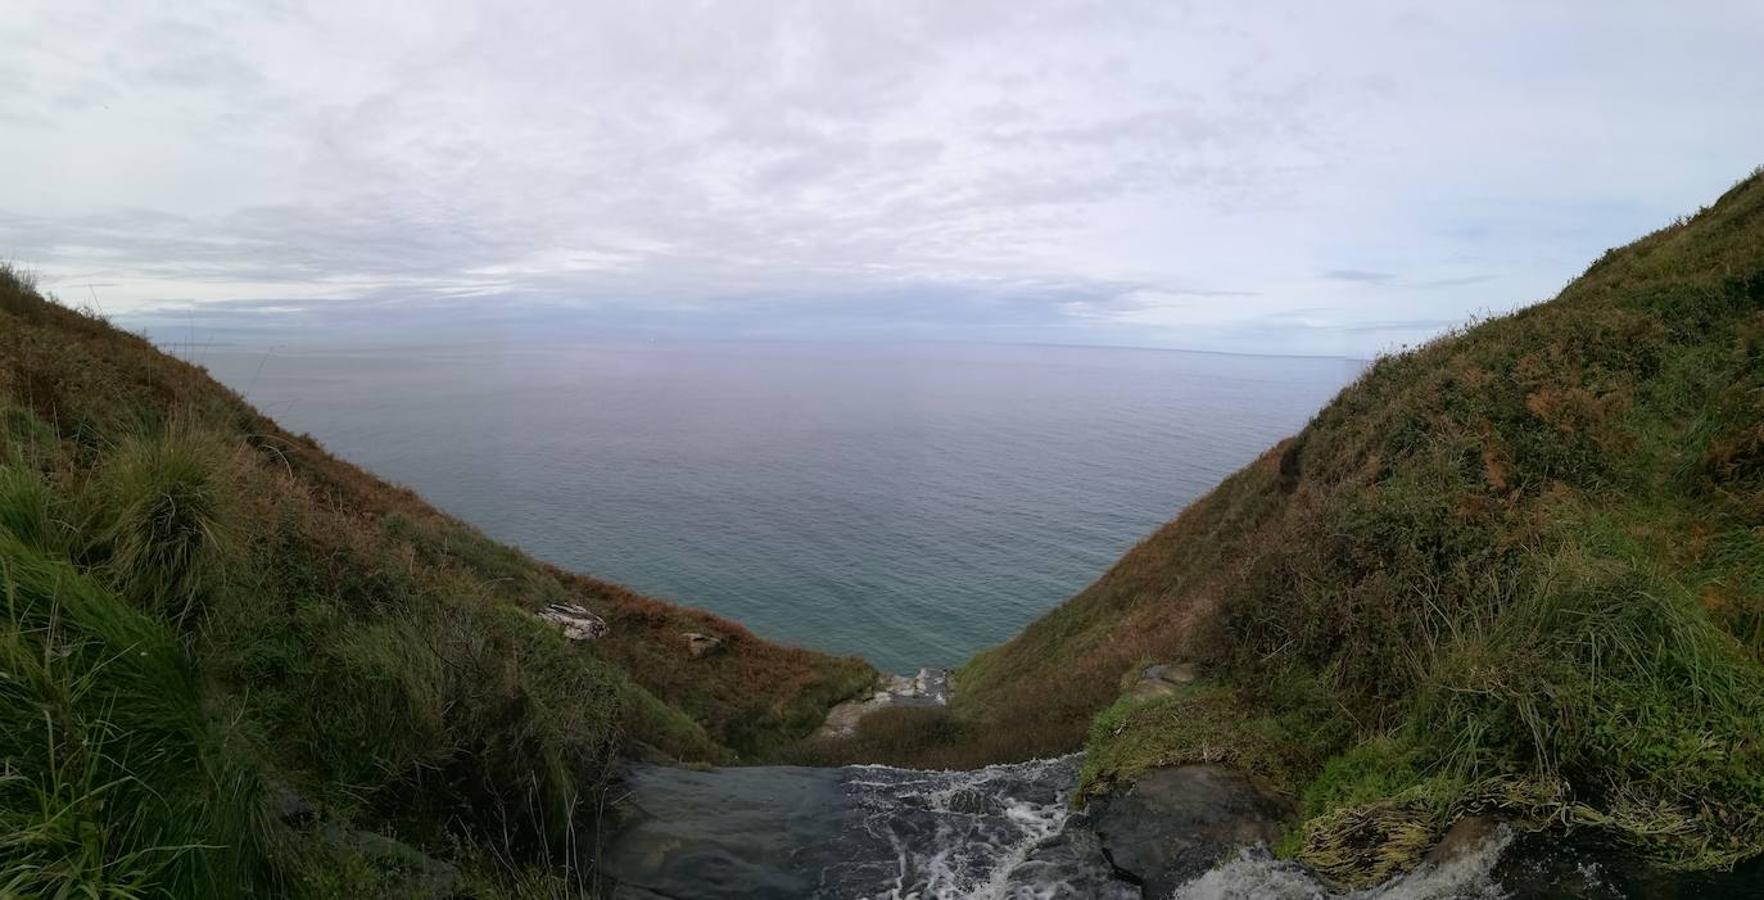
[926,167,1764,879]
[1078,673,1348,802]
[1,530,269,897]
[0,264,874,896]
[10,168,1764,891]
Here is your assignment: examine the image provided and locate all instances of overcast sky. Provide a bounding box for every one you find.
[3,1,1761,355]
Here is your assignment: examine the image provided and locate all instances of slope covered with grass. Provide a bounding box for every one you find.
[947,169,1764,879]
[0,271,872,897]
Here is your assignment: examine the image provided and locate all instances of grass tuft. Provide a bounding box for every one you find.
[85,430,235,624]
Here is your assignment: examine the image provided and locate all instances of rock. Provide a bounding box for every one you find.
[817,697,874,738]
[814,667,951,738]
[1424,814,1501,867]
[944,788,994,816]
[267,782,316,828]
[909,667,951,703]
[682,631,723,658]
[1090,765,1293,897]
[1127,661,1199,700]
[603,755,1126,899]
[318,822,460,898]
[537,602,608,640]
[1000,813,1140,900]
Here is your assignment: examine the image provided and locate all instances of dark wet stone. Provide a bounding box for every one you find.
[1424,814,1500,867]
[601,756,1134,899]
[1003,814,1140,900]
[944,787,994,815]
[602,765,845,898]
[1090,765,1293,898]
[1489,830,1764,899]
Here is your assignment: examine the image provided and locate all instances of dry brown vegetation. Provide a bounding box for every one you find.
[0,269,872,896]
[818,169,1764,877]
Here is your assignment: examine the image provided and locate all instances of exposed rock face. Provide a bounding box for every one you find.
[1126,661,1199,700]
[536,602,608,640]
[682,631,724,658]
[1090,765,1293,897]
[815,667,950,738]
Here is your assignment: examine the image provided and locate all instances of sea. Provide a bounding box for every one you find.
[174,338,1363,673]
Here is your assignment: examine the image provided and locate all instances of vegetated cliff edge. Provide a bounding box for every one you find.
[946,168,1764,881]
[0,273,872,897]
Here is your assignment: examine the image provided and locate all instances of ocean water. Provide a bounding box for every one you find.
[177,339,1361,672]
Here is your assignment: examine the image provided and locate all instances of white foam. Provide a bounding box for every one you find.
[1171,827,1516,900]
[843,755,1109,899]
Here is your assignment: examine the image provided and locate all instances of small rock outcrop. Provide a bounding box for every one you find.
[1090,765,1293,897]
[536,602,608,640]
[815,667,950,738]
[681,631,724,658]
[1126,661,1199,701]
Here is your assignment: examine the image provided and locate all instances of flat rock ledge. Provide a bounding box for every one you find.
[815,667,950,739]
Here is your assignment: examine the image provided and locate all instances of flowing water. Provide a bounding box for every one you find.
[601,756,1131,899]
[601,758,1764,899]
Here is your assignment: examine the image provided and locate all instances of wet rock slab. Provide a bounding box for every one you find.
[601,755,1135,899]
[1090,765,1293,898]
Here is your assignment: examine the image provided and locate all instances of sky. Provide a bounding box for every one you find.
[2,1,1761,356]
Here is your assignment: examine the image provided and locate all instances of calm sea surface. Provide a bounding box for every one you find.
[178,339,1361,672]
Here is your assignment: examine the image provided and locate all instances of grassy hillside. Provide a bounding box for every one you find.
[825,170,1764,879]
[0,272,872,897]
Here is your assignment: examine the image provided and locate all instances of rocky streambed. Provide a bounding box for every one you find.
[601,755,1130,899]
[600,753,1764,899]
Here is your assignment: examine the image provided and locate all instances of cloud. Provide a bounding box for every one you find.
[1323,269,1397,284]
[1321,269,1497,290]
[1,0,1761,356]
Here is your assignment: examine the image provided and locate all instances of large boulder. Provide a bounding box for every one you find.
[1090,765,1293,897]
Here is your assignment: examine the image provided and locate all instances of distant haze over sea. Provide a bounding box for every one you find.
[176,338,1363,672]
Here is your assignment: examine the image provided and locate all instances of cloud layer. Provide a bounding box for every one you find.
[3,1,1761,354]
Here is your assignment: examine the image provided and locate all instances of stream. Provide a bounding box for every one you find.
[600,756,1764,899]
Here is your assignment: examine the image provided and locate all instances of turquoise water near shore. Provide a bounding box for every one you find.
[178,339,1360,672]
